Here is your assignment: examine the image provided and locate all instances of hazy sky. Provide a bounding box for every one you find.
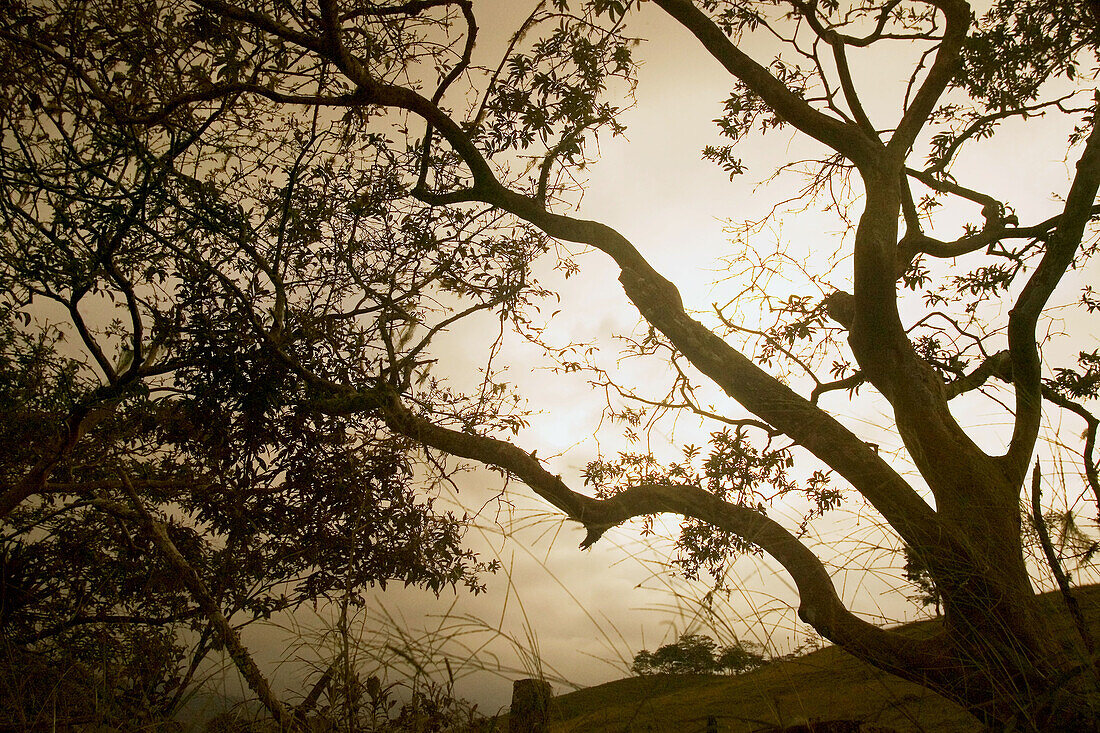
[217,0,1100,714]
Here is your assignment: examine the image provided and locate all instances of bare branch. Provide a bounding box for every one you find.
[1005,101,1100,480]
[117,477,297,731]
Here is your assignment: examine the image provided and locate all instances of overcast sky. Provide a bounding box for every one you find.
[219,0,1100,714]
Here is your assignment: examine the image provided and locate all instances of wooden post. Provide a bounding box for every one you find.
[510,678,552,733]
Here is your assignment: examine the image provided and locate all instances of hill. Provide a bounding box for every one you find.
[525,584,1100,732]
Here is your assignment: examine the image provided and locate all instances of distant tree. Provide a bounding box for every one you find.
[3,0,1100,730]
[633,633,720,675]
[715,640,768,675]
[632,633,767,675]
[903,545,943,616]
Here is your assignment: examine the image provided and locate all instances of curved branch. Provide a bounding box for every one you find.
[370,392,950,677]
[652,0,879,166]
[899,186,1100,263]
[365,82,942,550]
[927,94,1088,175]
[810,373,865,403]
[1004,102,1100,481]
[792,0,905,48]
[485,187,941,549]
[192,0,328,56]
[888,0,969,156]
[905,166,1004,218]
[944,350,1011,399]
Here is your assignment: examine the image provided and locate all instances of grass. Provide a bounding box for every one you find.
[541,645,975,732]
[502,584,1100,733]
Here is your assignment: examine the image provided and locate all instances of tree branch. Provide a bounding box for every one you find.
[1040,389,1100,514]
[787,0,879,138]
[810,373,865,404]
[652,0,879,166]
[13,609,203,645]
[117,478,296,731]
[1030,462,1095,659]
[367,392,951,677]
[888,0,969,156]
[1004,101,1100,481]
[926,93,1088,175]
[943,350,1012,399]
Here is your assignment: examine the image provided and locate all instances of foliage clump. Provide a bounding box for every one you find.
[631,633,768,676]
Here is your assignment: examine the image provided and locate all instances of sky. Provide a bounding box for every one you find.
[222,3,836,713]
[26,0,1095,718]
[193,0,1100,715]
[209,1,1004,713]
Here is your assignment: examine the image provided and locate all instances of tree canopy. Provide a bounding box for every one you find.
[2,0,1100,729]
[632,633,768,675]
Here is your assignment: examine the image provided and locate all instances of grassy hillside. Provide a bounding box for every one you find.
[526,584,1100,732]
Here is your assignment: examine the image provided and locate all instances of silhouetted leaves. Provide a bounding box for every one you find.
[631,632,768,675]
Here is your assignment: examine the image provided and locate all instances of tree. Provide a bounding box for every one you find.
[632,633,767,675]
[716,640,768,676]
[633,633,721,675]
[903,544,942,616]
[0,7,494,718]
[0,311,490,727]
[3,0,1100,730]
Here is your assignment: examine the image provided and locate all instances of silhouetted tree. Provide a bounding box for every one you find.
[633,633,720,675]
[632,633,767,675]
[3,0,1100,729]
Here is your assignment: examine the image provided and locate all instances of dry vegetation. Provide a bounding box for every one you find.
[533,585,1100,732]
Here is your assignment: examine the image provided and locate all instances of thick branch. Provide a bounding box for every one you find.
[934,351,1100,515]
[944,350,1011,400]
[370,393,950,676]
[831,40,877,138]
[1005,103,1100,480]
[888,0,969,156]
[652,0,879,166]
[476,187,941,550]
[905,166,1004,221]
[849,153,1016,552]
[810,373,865,404]
[192,0,329,56]
[117,480,296,730]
